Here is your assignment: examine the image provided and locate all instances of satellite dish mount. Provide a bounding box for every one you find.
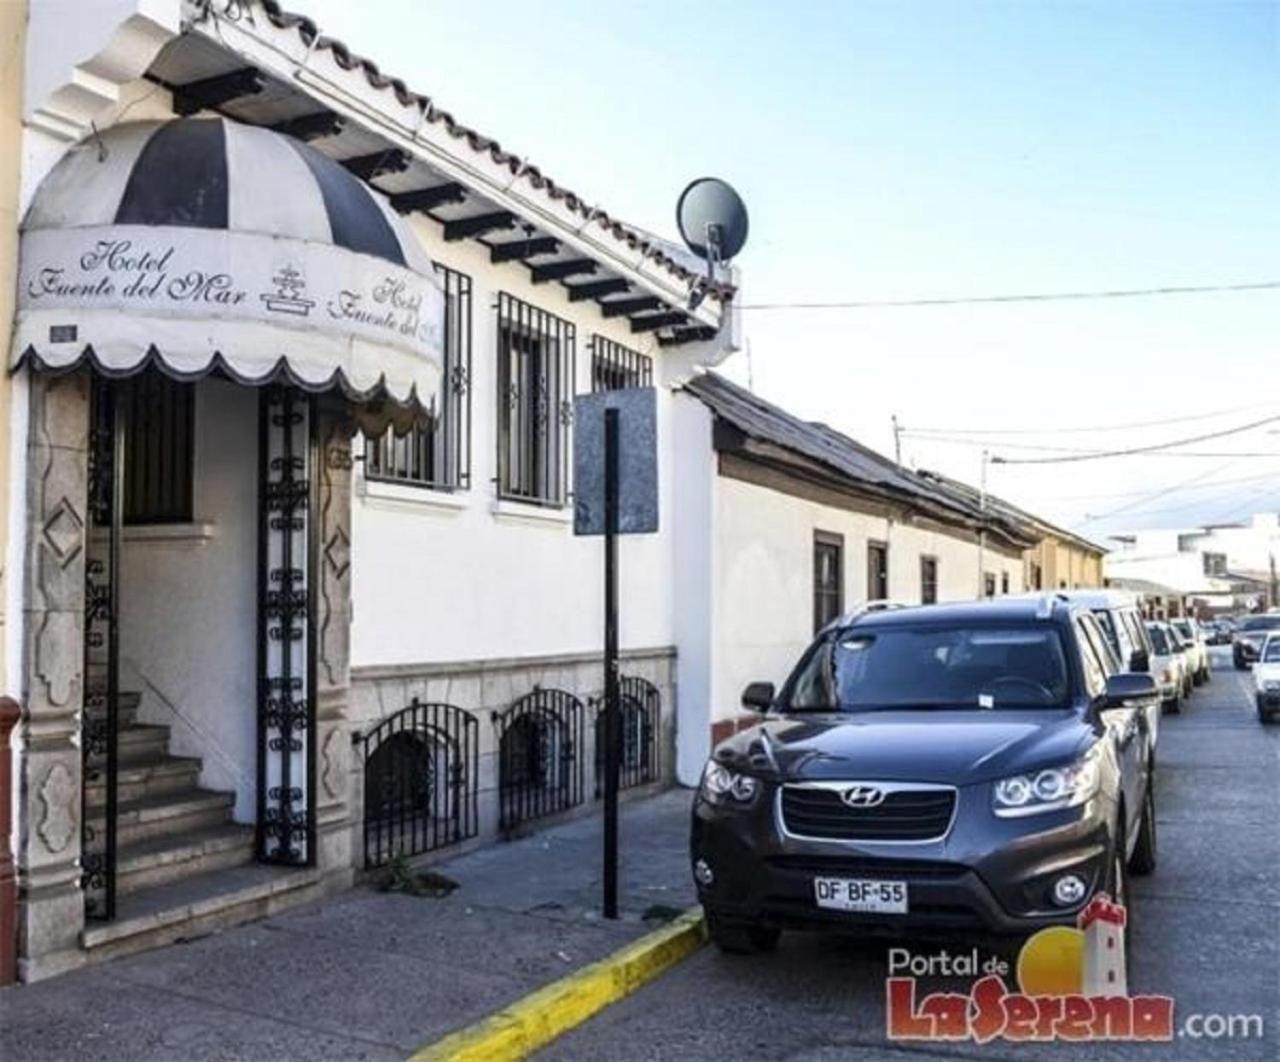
[676,177,748,311]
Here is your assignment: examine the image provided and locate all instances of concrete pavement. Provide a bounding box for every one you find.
[0,788,697,1060]
[544,648,1280,1060]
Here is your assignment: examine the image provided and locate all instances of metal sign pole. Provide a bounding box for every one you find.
[603,407,621,920]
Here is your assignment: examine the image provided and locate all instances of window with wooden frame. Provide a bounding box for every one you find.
[121,371,194,525]
[1001,571,1011,595]
[496,292,575,506]
[920,555,939,605]
[366,264,472,490]
[591,336,653,392]
[867,540,889,601]
[813,531,844,632]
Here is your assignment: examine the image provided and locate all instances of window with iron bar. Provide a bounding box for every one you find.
[365,265,473,490]
[590,335,653,392]
[496,292,575,507]
[121,370,194,525]
[920,555,939,605]
[814,531,844,632]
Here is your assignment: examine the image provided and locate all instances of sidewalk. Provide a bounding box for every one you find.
[0,788,697,1061]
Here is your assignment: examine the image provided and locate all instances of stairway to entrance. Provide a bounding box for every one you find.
[81,690,323,963]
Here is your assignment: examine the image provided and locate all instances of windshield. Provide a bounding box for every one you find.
[1091,610,1120,655]
[1148,626,1170,655]
[1263,640,1280,663]
[1173,620,1193,637]
[785,624,1072,711]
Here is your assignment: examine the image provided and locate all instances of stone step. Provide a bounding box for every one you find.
[85,754,203,807]
[106,788,236,846]
[83,684,142,728]
[82,864,324,964]
[91,723,170,763]
[116,823,255,895]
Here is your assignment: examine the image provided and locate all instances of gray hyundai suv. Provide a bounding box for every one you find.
[690,596,1158,953]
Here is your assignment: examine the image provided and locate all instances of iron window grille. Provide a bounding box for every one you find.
[867,540,889,601]
[496,292,575,507]
[120,370,194,525]
[921,555,939,605]
[984,572,998,598]
[493,688,585,832]
[357,698,480,868]
[366,265,473,490]
[593,675,661,796]
[1001,571,1011,595]
[590,336,653,392]
[814,531,844,632]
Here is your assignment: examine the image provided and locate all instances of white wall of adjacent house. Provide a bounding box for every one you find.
[348,217,690,671]
[711,473,1025,729]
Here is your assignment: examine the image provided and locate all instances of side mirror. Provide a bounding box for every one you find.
[741,681,775,712]
[1128,649,1150,674]
[1104,672,1157,708]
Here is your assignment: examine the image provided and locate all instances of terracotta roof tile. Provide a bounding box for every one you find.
[259,1,732,300]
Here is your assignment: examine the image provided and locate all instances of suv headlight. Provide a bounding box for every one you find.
[992,750,1101,817]
[699,761,759,806]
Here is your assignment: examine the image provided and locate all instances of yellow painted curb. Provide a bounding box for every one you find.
[409,907,706,1061]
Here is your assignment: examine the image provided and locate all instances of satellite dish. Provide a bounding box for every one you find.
[676,177,749,264]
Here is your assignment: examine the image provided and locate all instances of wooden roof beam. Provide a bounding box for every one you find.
[490,237,560,264]
[530,258,597,284]
[444,211,516,242]
[389,183,467,215]
[341,149,411,181]
[172,67,264,116]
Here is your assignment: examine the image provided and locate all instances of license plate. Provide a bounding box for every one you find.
[814,877,908,914]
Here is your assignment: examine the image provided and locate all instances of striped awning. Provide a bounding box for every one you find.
[13,117,444,421]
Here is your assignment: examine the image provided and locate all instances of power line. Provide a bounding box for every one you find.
[1012,468,1280,502]
[899,400,1280,437]
[1084,462,1235,522]
[990,414,1280,465]
[738,279,1280,311]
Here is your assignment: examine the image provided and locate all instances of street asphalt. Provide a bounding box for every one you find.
[544,646,1279,1061]
[0,787,696,1060]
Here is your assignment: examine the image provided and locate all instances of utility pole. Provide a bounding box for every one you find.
[892,415,902,465]
[1271,551,1278,609]
[978,449,989,597]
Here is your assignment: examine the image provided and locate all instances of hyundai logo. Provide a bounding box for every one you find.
[841,784,886,808]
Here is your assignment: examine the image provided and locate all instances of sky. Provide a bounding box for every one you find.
[300,0,1279,541]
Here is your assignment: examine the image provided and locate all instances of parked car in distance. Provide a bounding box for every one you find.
[1234,615,1280,669]
[1205,619,1234,646]
[1145,621,1187,714]
[1170,618,1210,685]
[1254,635,1280,723]
[691,596,1158,955]
[1048,590,1161,756]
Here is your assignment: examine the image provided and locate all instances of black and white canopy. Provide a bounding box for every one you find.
[14,117,444,416]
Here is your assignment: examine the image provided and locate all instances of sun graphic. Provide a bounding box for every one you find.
[1017,926,1085,996]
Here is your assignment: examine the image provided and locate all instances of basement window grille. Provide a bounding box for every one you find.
[366,265,472,490]
[496,292,575,507]
[590,336,653,392]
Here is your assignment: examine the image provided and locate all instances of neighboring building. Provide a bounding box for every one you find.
[4,0,734,980]
[670,373,1038,784]
[914,470,1108,592]
[1104,513,1280,614]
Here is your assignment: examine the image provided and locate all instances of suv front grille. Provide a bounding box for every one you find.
[780,784,955,842]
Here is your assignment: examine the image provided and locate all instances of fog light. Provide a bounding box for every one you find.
[694,859,715,886]
[1052,873,1087,906]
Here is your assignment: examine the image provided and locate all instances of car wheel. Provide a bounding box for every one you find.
[705,909,780,954]
[1129,781,1157,876]
[1163,696,1181,715]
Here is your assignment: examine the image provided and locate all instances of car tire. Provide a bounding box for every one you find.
[1163,696,1181,715]
[1129,781,1157,876]
[705,909,780,955]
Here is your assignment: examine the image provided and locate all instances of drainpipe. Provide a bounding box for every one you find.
[0,696,19,986]
[978,450,989,597]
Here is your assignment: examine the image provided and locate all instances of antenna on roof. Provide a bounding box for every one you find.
[677,177,749,311]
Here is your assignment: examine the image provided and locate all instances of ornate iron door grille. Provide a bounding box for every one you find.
[493,688,585,832]
[593,675,660,798]
[358,699,479,867]
[256,387,318,865]
[82,377,123,920]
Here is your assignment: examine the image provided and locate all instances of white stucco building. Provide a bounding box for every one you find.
[3,0,735,980]
[670,373,1037,784]
[1105,512,1280,613]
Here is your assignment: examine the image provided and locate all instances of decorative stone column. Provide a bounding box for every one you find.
[313,396,354,886]
[18,371,90,980]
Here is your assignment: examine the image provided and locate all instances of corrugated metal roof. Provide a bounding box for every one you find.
[683,372,1038,545]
